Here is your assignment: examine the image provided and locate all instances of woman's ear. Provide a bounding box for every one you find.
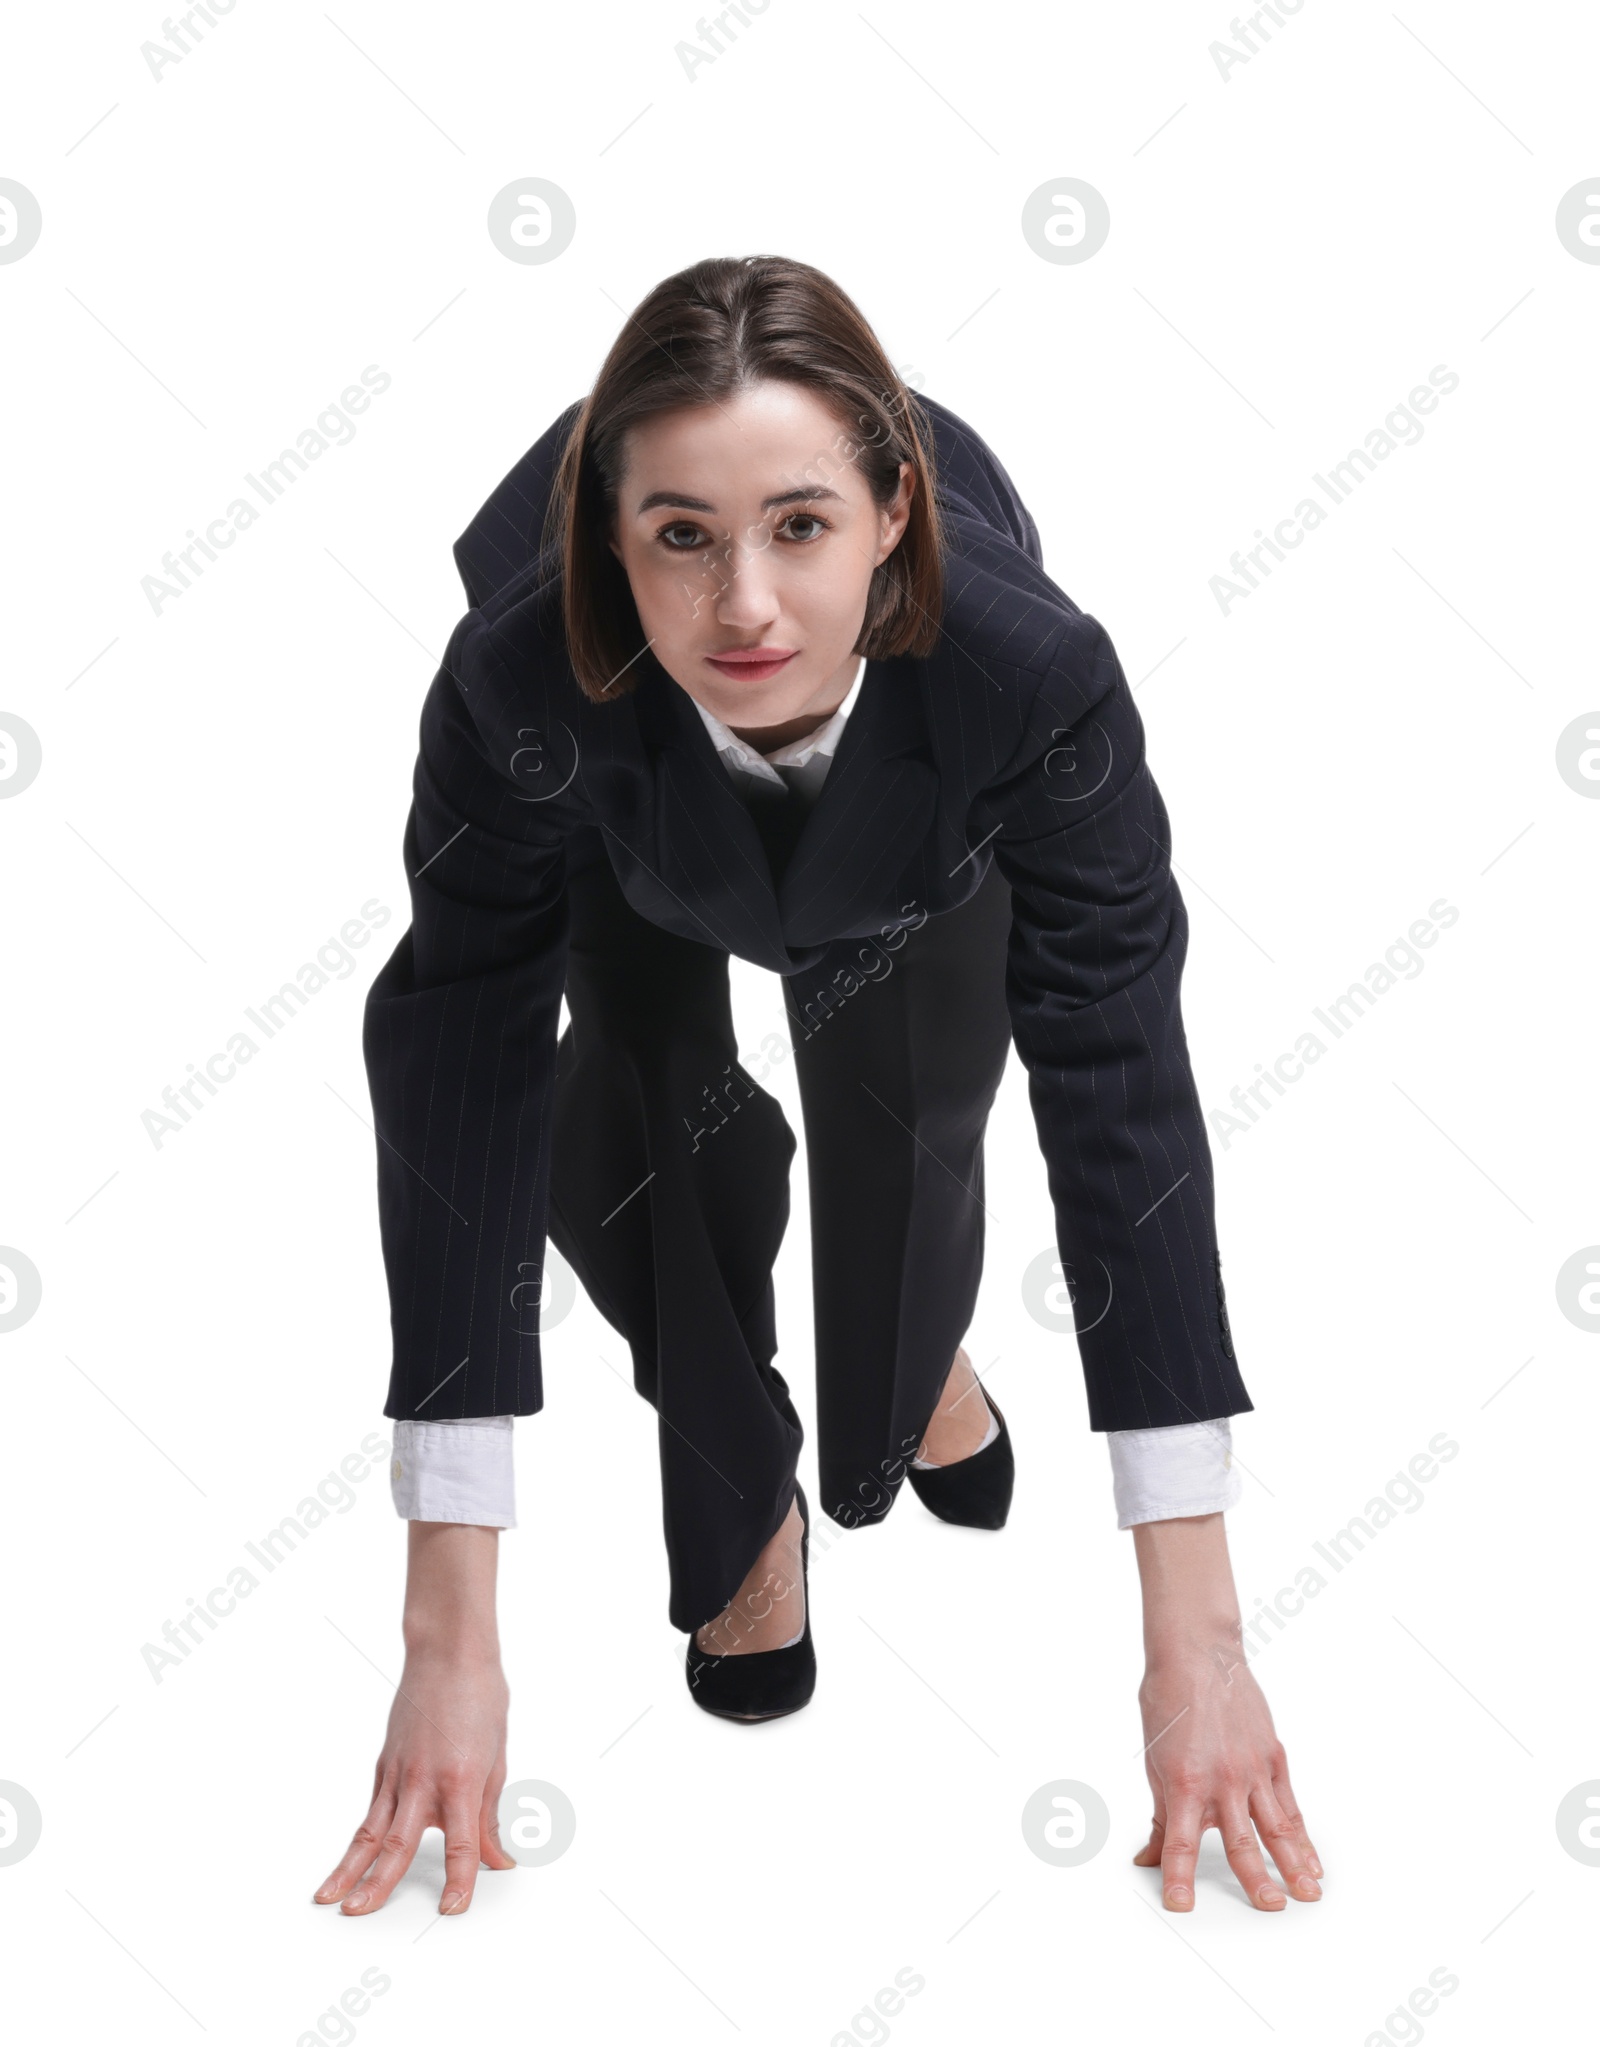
[876,461,915,564]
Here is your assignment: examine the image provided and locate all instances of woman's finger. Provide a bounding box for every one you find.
[1131,1797,1167,1867]
[1156,1795,1205,1910]
[437,1789,485,1915]
[479,1759,518,1874]
[1249,1780,1322,1902]
[340,1781,431,1915]
[314,1777,398,1905]
[1217,1796,1285,1911]
[1266,1753,1324,1881]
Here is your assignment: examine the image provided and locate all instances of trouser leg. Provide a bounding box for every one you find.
[546,833,802,1634]
[781,853,1015,1530]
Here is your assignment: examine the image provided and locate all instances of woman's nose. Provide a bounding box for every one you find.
[711,550,783,628]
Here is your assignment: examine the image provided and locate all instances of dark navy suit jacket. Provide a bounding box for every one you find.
[363,393,1253,1435]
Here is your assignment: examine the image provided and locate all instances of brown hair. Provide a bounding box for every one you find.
[543,254,945,704]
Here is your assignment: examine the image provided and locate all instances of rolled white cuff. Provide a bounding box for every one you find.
[1107,1418,1241,1529]
[389,1416,516,1528]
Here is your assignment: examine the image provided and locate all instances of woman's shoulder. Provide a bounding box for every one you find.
[911,392,1117,717]
[914,391,1044,565]
[452,400,584,612]
[912,499,1135,811]
[441,571,583,722]
[929,515,1122,744]
[410,573,596,839]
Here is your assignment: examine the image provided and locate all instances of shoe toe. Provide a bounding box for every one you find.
[905,1400,1013,1529]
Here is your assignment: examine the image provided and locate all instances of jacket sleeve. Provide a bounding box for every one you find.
[976,610,1253,1434]
[362,607,572,1421]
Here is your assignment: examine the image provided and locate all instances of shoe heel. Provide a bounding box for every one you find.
[685,1482,816,1722]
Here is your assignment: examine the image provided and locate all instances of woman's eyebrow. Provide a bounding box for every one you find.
[634,483,847,515]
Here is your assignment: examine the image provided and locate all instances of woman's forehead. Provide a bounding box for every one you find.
[616,386,865,506]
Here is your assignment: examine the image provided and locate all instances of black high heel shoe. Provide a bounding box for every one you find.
[905,1387,1014,1530]
[684,1482,815,1722]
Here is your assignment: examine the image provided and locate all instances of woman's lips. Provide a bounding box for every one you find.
[704,649,797,683]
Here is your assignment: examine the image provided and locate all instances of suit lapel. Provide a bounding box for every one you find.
[630,654,936,969]
[776,660,938,946]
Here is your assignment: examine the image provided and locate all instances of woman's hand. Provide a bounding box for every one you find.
[314,1522,518,1917]
[1130,1514,1323,1914]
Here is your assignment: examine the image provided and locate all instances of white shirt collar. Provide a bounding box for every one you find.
[690,658,866,788]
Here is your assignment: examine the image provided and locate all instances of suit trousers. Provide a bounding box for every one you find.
[546,822,1015,1635]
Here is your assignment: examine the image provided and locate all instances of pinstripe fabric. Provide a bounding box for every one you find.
[363,394,1253,1435]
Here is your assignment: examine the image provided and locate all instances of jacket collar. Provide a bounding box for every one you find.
[690,654,867,784]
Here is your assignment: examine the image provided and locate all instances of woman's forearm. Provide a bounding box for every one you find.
[402,1521,504,1661]
[1131,1512,1243,1663]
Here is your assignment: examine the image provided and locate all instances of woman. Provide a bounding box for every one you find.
[314,255,1322,1922]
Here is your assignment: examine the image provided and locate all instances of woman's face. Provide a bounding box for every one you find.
[607,379,913,737]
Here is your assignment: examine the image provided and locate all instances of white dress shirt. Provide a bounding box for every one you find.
[389,657,1242,1532]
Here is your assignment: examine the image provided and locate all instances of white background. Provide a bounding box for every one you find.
[3,0,1597,2039]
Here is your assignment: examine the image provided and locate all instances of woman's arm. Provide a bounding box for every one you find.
[977,610,1319,1908]
[980,609,1250,1435]
[324,601,581,1915]
[1131,1514,1322,1912]
[314,1522,516,1917]
[364,603,575,1425]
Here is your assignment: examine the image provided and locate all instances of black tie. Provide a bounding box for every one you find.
[743,774,813,886]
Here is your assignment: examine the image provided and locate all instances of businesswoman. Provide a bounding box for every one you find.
[314,255,1322,1923]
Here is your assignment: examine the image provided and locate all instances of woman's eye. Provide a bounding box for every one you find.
[654,512,829,552]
